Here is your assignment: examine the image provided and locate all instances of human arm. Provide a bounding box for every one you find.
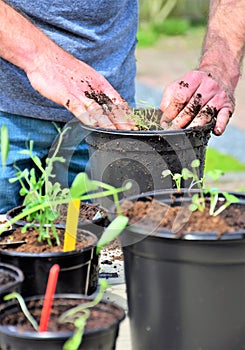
[0,0,133,129]
[160,0,245,135]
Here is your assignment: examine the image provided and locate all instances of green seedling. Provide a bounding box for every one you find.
[162,159,240,216]
[125,105,163,131]
[162,159,204,191]
[4,292,39,331]
[60,279,108,350]
[207,188,240,216]
[0,126,130,245]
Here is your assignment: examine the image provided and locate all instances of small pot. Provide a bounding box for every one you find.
[0,293,126,350]
[0,228,98,297]
[0,262,24,302]
[117,190,245,350]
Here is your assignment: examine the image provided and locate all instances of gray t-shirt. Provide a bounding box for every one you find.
[0,0,138,122]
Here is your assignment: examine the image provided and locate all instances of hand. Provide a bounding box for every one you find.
[26,48,134,130]
[160,70,235,135]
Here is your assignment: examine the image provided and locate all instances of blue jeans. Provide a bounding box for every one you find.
[0,112,89,213]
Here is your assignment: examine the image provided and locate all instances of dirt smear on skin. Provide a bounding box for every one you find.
[196,105,218,124]
[179,80,189,88]
[188,93,202,118]
[84,90,113,111]
[84,82,115,114]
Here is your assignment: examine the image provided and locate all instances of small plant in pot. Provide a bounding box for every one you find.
[80,107,215,208]
[0,126,129,297]
[114,161,245,350]
[0,269,125,350]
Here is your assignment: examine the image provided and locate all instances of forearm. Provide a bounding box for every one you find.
[0,0,133,129]
[198,0,245,92]
[0,0,59,73]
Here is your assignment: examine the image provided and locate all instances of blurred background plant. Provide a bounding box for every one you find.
[138,0,209,46]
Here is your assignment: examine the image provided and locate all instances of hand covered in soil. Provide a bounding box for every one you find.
[27,50,134,130]
[159,70,235,135]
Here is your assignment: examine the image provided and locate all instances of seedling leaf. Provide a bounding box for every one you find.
[96,215,129,254]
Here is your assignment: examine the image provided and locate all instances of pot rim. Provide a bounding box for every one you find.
[0,228,98,257]
[0,262,24,294]
[82,120,215,137]
[6,203,108,229]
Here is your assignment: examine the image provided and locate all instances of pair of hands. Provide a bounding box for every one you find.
[27,49,234,135]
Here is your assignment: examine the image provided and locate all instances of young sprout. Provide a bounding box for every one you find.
[189,193,206,213]
[125,105,162,131]
[162,160,240,217]
[4,292,38,331]
[60,279,109,350]
[208,190,240,216]
[162,159,203,191]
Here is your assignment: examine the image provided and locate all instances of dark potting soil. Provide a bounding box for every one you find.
[0,227,96,253]
[0,271,15,285]
[0,297,124,333]
[120,197,245,237]
[7,202,107,226]
[100,238,123,263]
[57,202,107,225]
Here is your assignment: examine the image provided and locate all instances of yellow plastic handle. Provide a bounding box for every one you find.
[63,199,80,252]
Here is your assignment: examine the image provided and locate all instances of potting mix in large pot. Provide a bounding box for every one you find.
[117,182,245,350]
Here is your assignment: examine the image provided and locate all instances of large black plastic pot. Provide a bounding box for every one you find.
[83,112,214,208]
[0,262,24,302]
[0,229,98,297]
[0,294,125,350]
[118,190,245,350]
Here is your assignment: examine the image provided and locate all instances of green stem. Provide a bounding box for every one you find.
[58,280,108,324]
[3,293,38,331]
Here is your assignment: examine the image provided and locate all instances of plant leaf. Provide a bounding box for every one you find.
[1,124,9,167]
[162,169,172,178]
[191,159,200,168]
[70,173,99,198]
[96,215,128,254]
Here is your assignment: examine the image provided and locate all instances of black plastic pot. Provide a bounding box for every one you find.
[0,262,24,302]
[0,229,98,297]
[83,112,214,208]
[0,294,125,350]
[119,190,245,350]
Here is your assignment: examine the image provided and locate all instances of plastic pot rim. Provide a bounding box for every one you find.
[0,262,24,294]
[82,120,214,137]
[0,228,98,258]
